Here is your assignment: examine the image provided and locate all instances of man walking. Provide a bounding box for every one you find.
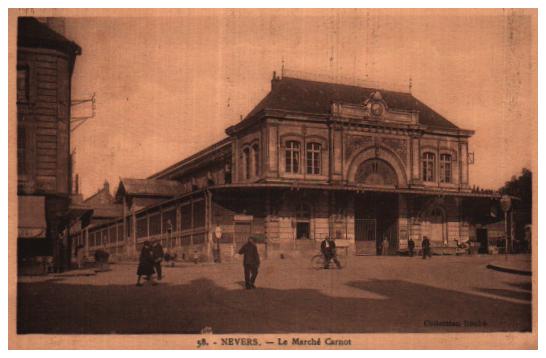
[238,237,260,289]
[422,236,432,259]
[152,240,165,280]
[320,236,341,269]
[408,237,415,257]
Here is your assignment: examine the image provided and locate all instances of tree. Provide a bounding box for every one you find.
[499,168,532,242]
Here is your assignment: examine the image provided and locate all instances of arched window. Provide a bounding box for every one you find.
[440,154,452,183]
[422,152,436,182]
[355,159,397,186]
[252,143,260,177]
[285,141,300,173]
[243,147,251,180]
[306,142,321,175]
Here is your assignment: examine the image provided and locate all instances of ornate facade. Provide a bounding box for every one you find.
[72,74,500,262]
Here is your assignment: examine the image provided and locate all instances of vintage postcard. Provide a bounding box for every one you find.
[8,8,537,349]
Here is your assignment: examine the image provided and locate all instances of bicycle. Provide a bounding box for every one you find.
[311,252,345,270]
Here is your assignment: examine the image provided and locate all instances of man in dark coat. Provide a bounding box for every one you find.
[238,237,260,289]
[422,236,432,259]
[152,240,165,280]
[320,237,341,269]
[408,237,415,257]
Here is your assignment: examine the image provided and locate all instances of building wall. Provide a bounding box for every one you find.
[235,126,262,183]
[17,45,76,259]
[235,120,331,183]
[86,192,210,260]
[419,134,468,189]
[81,187,473,259]
[17,47,72,195]
[403,195,470,251]
[74,83,479,260]
[232,112,471,194]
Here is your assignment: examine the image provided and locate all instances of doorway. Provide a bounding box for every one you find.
[296,222,310,240]
[477,228,488,254]
[355,218,376,255]
[295,202,311,240]
[354,193,399,255]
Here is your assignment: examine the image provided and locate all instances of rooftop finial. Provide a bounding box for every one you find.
[281,57,285,78]
[409,76,413,93]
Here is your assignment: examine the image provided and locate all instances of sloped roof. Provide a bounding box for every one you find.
[18,17,81,57]
[84,187,114,206]
[92,205,123,219]
[242,76,459,129]
[117,178,186,198]
[148,137,232,180]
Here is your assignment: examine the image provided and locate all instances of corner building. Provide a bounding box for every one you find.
[80,74,500,260]
[16,18,81,266]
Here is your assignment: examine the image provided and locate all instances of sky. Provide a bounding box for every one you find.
[64,9,536,198]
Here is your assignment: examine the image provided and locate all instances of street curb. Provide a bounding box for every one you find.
[486,263,531,276]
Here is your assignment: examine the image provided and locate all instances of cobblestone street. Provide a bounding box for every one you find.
[17,254,532,334]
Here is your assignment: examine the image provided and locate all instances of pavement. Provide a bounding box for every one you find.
[17,254,532,334]
[487,254,532,275]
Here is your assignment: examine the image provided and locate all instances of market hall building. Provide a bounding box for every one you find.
[73,73,501,261]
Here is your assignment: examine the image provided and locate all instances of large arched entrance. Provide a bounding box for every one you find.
[354,158,398,186]
[354,158,400,255]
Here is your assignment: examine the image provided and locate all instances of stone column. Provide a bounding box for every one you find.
[460,141,469,188]
[131,207,137,259]
[410,136,421,185]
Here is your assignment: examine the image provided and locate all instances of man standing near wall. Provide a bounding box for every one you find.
[152,240,164,280]
[238,237,260,289]
[408,237,415,257]
[214,224,222,263]
[381,237,390,256]
[422,236,432,259]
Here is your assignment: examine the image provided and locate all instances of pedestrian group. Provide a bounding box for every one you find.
[136,240,164,286]
[135,232,434,289]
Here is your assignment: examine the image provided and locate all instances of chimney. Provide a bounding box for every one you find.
[271,71,280,90]
[103,180,110,195]
[70,173,83,205]
[75,174,80,194]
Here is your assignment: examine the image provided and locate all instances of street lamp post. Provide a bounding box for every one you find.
[214,225,222,263]
[500,195,512,260]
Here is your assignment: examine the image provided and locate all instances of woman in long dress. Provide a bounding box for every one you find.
[136,241,156,286]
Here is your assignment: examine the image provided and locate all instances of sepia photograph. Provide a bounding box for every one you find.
[7,7,537,349]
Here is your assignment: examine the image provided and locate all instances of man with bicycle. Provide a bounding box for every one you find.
[320,236,341,269]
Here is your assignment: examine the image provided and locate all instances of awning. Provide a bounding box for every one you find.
[18,196,47,239]
[208,183,502,199]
